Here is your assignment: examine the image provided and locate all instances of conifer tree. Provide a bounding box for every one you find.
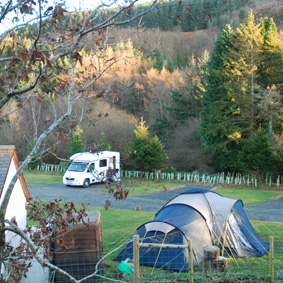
[152,47,165,72]
[200,11,283,172]
[70,127,84,156]
[128,118,168,171]
[98,133,112,151]
[223,11,263,136]
[259,17,283,89]
[166,53,207,125]
[238,129,276,178]
[26,138,42,170]
[200,25,240,170]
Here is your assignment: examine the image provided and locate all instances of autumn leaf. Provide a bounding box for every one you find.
[20,4,32,14]
[44,6,53,16]
[46,58,53,69]
[96,91,105,99]
[52,4,67,22]
[85,18,91,27]
[71,52,83,66]
[98,28,106,36]
[12,16,19,23]
[19,48,28,62]
[177,15,182,22]
[61,136,67,144]
[206,13,212,22]
[105,57,115,64]
[95,38,103,46]
[36,51,46,63]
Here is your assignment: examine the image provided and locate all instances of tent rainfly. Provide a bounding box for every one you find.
[115,188,269,271]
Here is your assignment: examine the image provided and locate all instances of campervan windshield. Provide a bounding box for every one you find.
[68,163,87,172]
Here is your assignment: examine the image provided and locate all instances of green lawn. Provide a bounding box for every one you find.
[25,172,283,282]
[24,170,63,184]
[215,187,283,206]
[98,207,154,253]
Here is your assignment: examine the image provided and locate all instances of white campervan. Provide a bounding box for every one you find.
[63,151,120,187]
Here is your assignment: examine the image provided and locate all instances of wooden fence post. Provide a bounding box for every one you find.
[133,235,140,283]
[270,236,274,282]
[188,239,194,283]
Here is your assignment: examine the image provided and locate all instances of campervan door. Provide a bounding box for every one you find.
[94,151,120,179]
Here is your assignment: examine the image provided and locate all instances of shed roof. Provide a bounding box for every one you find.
[0,145,31,202]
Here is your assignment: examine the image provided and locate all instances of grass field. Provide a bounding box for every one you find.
[215,187,283,206]
[25,171,283,282]
[24,170,64,184]
[25,171,283,250]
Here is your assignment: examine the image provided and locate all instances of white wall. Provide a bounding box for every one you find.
[0,159,49,283]
[0,158,27,227]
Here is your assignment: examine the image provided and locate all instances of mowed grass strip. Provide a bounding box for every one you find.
[215,187,283,206]
[24,171,63,184]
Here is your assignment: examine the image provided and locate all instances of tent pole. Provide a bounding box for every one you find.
[133,235,140,283]
[188,239,194,283]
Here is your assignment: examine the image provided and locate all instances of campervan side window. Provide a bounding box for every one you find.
[99,159,107,167]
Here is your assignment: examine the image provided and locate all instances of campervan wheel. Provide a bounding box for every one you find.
[83,179,90,188]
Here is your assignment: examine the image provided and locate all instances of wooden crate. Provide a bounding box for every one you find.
[52,211,103,282]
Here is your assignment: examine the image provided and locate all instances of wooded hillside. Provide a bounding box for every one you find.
[1,0,283,176]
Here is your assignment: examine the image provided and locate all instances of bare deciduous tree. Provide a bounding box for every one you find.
[0,0,159,281]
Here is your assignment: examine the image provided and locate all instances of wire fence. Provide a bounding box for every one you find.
[30,163,283,188]
[25,238,283,283]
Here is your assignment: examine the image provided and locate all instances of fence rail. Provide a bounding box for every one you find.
[133,235,194,283]
[29,163,283,187]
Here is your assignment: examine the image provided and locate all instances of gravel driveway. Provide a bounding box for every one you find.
[27,183,283,222]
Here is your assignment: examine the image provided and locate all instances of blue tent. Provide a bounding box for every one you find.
[116,188,269,271]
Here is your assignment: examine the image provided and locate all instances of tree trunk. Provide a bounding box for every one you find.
[0,210,5,279]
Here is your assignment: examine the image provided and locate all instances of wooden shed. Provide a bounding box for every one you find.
[52,210,104,282]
